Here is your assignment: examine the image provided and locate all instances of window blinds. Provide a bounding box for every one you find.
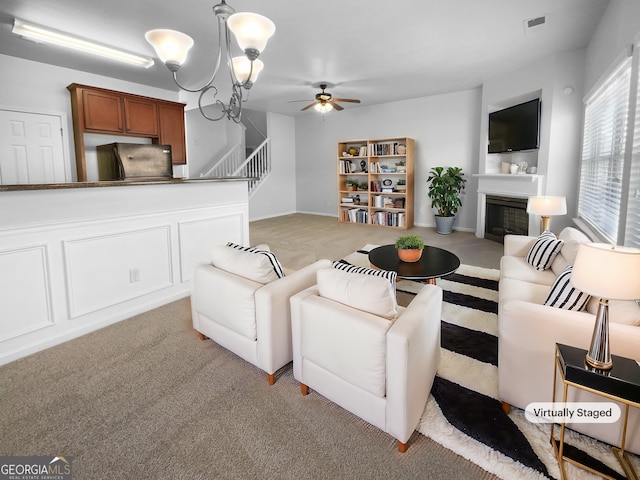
[625,63,640,248]
[578,57,632,243]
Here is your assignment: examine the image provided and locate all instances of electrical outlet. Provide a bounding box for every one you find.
[129,268,140,283]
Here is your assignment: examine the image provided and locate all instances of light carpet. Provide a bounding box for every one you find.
[341,245,640,480]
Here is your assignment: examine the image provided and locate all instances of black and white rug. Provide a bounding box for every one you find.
[341,245,640,480]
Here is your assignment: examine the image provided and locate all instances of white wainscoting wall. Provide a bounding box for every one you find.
[0,180,250,365]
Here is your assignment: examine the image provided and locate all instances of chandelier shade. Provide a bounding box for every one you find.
[144,29,194,69]
[232,57,264,84]
[145,0,275,122]
[227,12,276,55]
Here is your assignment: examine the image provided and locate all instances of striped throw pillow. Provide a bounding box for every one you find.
[525,230,564,271]
[225,242,284,278]
[332,260,397,284]
[544,265,591,311]
[209,242,285,283]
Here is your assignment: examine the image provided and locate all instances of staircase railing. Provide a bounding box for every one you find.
[199,144,244,178]
[234,138,270,194]
[200,138,271,196]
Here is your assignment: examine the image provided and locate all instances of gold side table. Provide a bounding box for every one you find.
[551,343,640,480]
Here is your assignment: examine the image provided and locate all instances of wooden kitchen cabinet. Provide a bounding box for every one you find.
[124,97,158,136]
[82,89,124,133]
[157,103,186,165]
[68,83,186,180]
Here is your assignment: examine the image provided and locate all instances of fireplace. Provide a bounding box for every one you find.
[484,195,528,243]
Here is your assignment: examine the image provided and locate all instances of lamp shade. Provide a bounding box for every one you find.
[526,196,567,216]
[571,243,640,299]
[314,102,334,113]
[227,12,275,53]
[145,29,194,66]
[231,57,264,83]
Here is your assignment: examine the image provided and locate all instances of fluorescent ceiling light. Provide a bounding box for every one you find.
[12,19,154,68]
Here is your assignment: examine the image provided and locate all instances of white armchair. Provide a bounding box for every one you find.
[290,268,442,452]
[191,244,331,385]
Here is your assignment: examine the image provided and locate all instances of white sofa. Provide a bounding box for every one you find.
[191,243,331,385]
[499,227,640,454]
[290,268,442,452]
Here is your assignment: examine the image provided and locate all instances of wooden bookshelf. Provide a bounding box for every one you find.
[337,137,414,229]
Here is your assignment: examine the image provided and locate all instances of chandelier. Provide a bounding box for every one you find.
[145,0,275,123]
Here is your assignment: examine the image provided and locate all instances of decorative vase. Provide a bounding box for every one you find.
[397,248,423,262]
[435,215,455,235]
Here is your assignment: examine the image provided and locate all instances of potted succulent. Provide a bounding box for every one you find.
[427,166,467,235]
[345,179,358,191]
[395,234,425,262]
[358,181,368,191]
[395,160,406,173]
[396,179,406,192]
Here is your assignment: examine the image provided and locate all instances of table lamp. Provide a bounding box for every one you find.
[527,196,567,232]
[571,243,640,370]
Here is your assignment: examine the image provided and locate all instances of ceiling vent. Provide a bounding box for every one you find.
[523,15,548,35]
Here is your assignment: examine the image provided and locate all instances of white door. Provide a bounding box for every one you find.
[0,109,67,184]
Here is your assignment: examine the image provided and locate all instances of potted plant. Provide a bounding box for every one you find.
[427,166,467,235]
[395,234,425,262]
[358,181,368,191]
[396,179,406,192]
[395,160,406,173]
[345,179,358,191]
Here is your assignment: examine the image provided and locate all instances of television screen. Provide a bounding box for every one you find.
[488,99,540,153]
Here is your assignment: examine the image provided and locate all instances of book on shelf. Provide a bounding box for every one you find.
[372,211,405,227]
[347,208,368,224]
[369,142,404,156]
[359,146,367,157]
[373,196,395,208]
[339,159,355,173]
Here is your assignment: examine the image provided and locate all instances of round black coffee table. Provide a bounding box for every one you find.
[368,244,460,284]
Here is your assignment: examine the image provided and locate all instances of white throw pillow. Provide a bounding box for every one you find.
[317,268,398,319]
[544,265,590,311]
[526,230,564,271]
[211,243,284,284]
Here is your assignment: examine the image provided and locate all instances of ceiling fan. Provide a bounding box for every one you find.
[290,83,361,112]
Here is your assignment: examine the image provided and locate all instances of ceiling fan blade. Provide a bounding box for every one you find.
[331,102,344,111]
[301,101,319,111]
[332,98,361,103]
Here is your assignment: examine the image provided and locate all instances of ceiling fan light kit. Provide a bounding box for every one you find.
[314,102,333,113]
[145,0,275,123]
[294,83,361,113]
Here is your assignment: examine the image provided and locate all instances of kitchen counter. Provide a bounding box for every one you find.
[0,177,255,192]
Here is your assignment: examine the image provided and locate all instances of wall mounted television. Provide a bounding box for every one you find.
[488,98,541,153]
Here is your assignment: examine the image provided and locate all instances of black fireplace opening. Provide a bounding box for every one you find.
[485,195,528,243]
